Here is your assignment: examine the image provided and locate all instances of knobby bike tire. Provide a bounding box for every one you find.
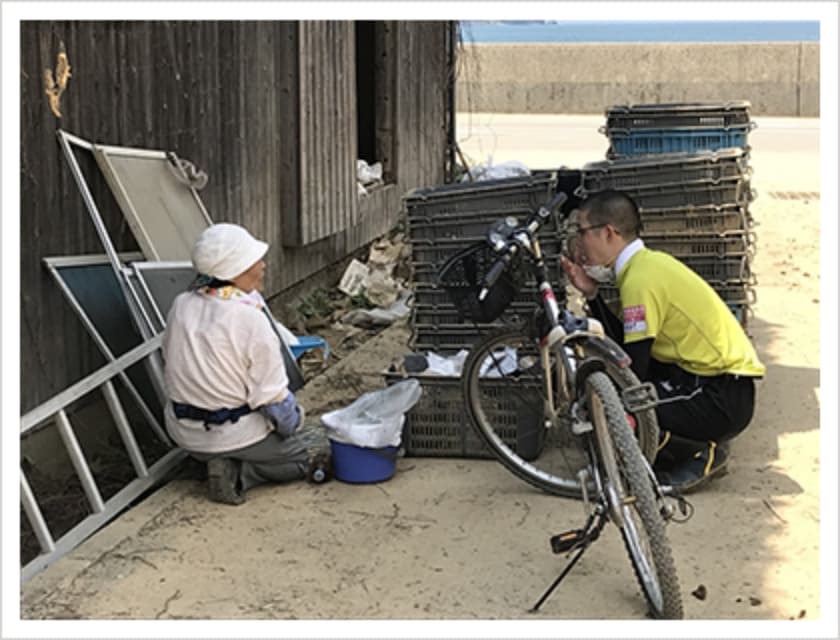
[597,357,659,464]
[586,371,683,619]
[462,327,658,498]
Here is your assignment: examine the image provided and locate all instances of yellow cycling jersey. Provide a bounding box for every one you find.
[616,248,765,378]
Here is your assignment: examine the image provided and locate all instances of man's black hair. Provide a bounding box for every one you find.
[580,190,642,239]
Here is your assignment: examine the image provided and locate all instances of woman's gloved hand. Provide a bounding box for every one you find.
[259,392,304,437]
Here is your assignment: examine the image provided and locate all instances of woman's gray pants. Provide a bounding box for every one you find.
[191,423,330,491]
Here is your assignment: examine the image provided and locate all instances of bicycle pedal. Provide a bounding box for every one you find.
[550,526,599,554]
[621,382,658,412]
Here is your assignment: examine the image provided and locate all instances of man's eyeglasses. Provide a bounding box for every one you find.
[575,223,608,236]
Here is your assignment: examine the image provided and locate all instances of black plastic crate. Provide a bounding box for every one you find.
[643,231,755,258]
[412,281,555,307]
[410,238,565,274]
[407,207,565,243]
[384,370,544,459]
[679,255,754,282]
[639,205,751,234]
[617,178,753,209]
[711,283,758,305]
[581,148,750,192]
[729,304,752,331]
[413,301,537,326]
[404,173,556,219]
[411,255,563,287]
[411,324,507,353]
[604,101,752,130]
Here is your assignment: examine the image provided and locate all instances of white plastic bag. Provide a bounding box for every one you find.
[462,158,531,182]
[320,378,422,448]
[425,350,469,377]
[357,159,383,185]
[479,347,519,377]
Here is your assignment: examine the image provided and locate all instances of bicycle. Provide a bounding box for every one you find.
[437,191,684,619]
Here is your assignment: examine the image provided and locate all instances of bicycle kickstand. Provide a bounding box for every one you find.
[528,510,608,613]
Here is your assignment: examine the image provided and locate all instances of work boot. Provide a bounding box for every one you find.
[657,440,729,494]
[307,451,333,484]
[207,457,245,505]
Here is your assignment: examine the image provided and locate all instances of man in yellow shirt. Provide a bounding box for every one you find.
[561,190,765,493]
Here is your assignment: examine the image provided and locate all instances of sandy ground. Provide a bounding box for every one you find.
[17,115,829,632]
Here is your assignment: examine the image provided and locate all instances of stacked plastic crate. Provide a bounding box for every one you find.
[385,173,563,457]
[586,101,757,328]
[404,174,562,352]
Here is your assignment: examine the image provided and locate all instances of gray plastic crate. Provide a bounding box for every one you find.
[384,369,545,459]
[581,148,750,192]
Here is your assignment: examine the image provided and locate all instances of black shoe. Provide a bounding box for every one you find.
[307,452,333,484]
[658,441,729,494]
[207,457,245,505]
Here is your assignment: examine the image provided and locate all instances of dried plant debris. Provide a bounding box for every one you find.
[44,43,72,117]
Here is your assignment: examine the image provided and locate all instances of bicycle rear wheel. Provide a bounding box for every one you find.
[462,328,658,498]
[586,371,683,619]
[462,328,591,498]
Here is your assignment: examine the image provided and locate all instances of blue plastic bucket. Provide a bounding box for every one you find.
[329,439,398,484]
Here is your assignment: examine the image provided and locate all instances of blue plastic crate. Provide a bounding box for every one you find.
[608,126,752,156]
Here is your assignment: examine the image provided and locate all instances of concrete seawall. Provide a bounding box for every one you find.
[456,42,819,116]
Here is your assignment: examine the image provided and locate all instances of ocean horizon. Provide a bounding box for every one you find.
[460,20,820,43]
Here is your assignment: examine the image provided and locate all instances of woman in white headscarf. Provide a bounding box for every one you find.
[163,223,331,505]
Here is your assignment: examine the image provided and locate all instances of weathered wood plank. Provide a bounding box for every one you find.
[20,20,451,411]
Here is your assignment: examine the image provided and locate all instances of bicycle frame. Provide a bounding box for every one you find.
[502,226,631,430]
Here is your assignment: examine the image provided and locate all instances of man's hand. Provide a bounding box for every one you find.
[561,255,598,300]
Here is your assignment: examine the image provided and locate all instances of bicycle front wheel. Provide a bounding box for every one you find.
[586,371,683,619]
[462,328,589,498]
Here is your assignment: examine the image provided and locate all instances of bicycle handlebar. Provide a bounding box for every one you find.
[528,191,568,231]
[478,191,570,301]
[478,246,518,301]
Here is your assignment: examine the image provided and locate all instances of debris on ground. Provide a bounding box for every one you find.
[691,584,707,601]
[291,226,413,379]
[341,291,411,329]
[336,231,412,329]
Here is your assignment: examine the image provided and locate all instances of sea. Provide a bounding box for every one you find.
[460,20,820,43]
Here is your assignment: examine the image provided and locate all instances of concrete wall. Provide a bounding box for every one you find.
[456,42,819,116]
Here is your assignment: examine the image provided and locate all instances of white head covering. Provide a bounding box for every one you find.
[191,223,269,281]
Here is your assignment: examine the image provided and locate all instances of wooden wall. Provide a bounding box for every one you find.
[20,20,452,411]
